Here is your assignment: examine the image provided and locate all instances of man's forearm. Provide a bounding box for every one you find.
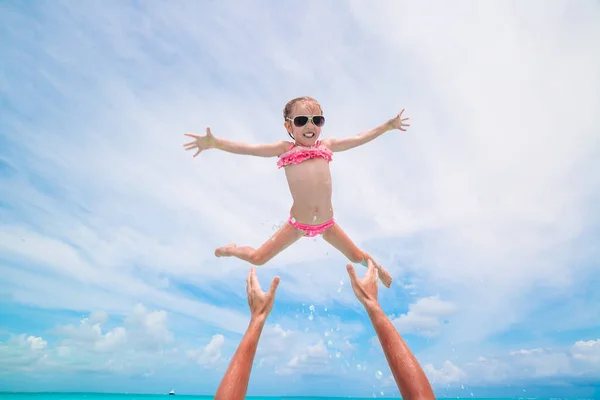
[214,317,266,400]
[367,304,435,400]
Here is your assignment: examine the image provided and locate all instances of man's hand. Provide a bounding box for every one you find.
[246,266,280,321]
[214,267,280,400]
[346,259,379,310]
[386,109,410,131]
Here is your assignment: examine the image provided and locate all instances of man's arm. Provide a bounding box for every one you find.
[213,267,280,400]
[366,304,435,400]
[213,317,266,400]
[346,262,435,400]
[322,109,410,152]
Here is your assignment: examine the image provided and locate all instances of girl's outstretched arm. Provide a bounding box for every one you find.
[322,109,410,152]
[184,127,290,158]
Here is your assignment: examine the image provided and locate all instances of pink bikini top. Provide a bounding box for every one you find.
[277,140,333,169]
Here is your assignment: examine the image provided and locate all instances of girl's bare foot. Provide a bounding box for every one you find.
[215,243,237,257]
[362,254,392,288]
[374,263,393,288]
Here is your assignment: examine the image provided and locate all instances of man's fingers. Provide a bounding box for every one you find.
[206,126,212,136]
[247,267,254,290]
[365,259,377,280]
[245,271,251,298]
[250,266,261,291]
[269,276,280,296]
[346,264,358,284]
[184,133,198,138]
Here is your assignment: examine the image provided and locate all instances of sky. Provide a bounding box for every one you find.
[1,0,599,398]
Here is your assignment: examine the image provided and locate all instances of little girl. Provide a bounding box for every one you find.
[183,96,409,288]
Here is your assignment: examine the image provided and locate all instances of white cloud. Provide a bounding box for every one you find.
[0,334,49,372]
[392,296,457,337]
[429,338,600,387]
[187,334,225,367]
[572,339,600,364]
[25,336,47,350]
[51,304,173,355]
[424,360,467,385]
[277,339,331,376]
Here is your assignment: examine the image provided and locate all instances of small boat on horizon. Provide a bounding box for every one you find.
[169,389,175,396]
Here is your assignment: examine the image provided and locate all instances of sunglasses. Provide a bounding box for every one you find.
[287,115,325,128]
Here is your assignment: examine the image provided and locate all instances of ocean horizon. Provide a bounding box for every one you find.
[0,392,596,400]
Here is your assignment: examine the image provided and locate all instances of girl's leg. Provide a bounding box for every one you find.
[321,223,393,288]
[215,222,305,266]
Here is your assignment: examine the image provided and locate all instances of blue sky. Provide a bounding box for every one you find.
[1,0,600,398]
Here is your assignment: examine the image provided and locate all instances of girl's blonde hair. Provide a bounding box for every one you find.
[283,96,323,121]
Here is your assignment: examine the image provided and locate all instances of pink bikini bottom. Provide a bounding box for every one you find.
[287,216,335,237]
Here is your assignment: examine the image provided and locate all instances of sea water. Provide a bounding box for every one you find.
[0,393,586,400]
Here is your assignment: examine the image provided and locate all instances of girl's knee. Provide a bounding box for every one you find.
[249,252,267,266]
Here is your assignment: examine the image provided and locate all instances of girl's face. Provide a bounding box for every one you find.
[284,101,324,146]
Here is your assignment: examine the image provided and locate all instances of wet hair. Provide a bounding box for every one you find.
[283,96,323,140]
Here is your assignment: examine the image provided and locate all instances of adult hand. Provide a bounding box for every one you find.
[246,266,280,321]
[346,259,379,310]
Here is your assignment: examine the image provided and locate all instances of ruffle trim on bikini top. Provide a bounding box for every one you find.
[277,145,333,168]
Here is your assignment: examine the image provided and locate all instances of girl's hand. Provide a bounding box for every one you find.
[183,126,216,157]
[387,109,410,131]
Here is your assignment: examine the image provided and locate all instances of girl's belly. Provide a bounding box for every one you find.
[285,161,333,225]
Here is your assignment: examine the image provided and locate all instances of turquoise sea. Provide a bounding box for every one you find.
[0,393,591,400]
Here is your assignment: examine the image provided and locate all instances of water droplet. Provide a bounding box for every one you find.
[324,307,328,312]
[308,314,314,321]
[324,331,329,337]
[328,340,333,345]
[337,287,341,293]
[376,370,383,379]
[461,385,465,389]
[313,215,317,221]
[340,280,344,285]
[309,305,315,311]
[356,364,362,370]
[336,352,341,358]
